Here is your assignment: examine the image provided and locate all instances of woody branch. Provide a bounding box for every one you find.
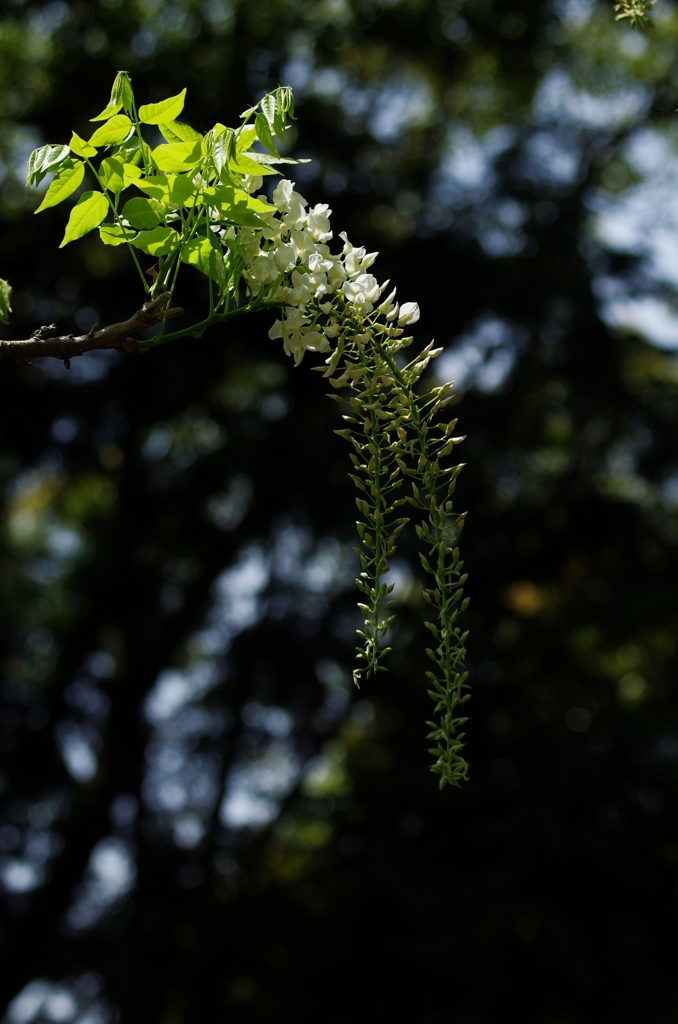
[0,291,184,364]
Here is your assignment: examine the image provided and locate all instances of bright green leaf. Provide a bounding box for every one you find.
[255,113,278,157]
[35,160,85,212]
[138,89,187,126]
[236,126,257,152]
[123,163,143,184]
[26,144,71,187]
[91,71,135,120]
[231,153,278,177]
[181,235,224,282]
[0,278,12,324]
[99,223,133,246]
[203,185,274,226]
[69,132,98,159]
[99,157,125,194]
[122,197,162,230]
[89,115,133,148]
[90,101,122,123]
[134,173,197,208]
[159,121,203,145]
[59,190,109,247]
[131,226,181,256]
[261,93,285,138]
[152,142,203,173]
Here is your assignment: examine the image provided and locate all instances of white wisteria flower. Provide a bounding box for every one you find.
[398,301,421,326]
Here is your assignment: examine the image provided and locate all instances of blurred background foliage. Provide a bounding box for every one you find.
[0,0,677,1020]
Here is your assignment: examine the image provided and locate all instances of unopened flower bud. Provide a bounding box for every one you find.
[398,302,420,326]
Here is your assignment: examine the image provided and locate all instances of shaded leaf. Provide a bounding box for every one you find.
[122,197,162,230]
[0,278,11,324]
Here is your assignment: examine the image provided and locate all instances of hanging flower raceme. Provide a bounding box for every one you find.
[25,76,470,788]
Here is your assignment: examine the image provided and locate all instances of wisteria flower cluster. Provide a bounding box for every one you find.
[26,76,470,787]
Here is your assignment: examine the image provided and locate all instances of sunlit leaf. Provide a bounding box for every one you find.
[255,113,278,157]
[34,160,85,212]
[236,126,257,152]
[138,89,187,125]
[203,185,274,226]
[26,144,71,187]
[99,223,132,247]
[181,235,224,282]
[134,173,198,208]
[122,197,162,230]
[230,154,278,177]
[99,157,126,194]
[152,142,203,173]
[89,115,133,148]
[159,121,203,145]
[59,190,109,247]
[131,226,181,256]
[69,132,97,159]
[90,71,135,120]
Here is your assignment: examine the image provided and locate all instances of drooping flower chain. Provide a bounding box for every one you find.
[242,179,470,786]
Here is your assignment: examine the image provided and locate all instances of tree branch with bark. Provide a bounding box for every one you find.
[0,291,184,365]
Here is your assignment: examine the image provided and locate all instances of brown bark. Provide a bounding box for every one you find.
[0,291,184,364]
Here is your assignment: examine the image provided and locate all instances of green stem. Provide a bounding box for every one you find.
[84,155,148,293]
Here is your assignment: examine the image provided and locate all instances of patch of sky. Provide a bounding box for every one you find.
[3,974,114,1024]
[589,127,678,349]
[63,837,136,933]
[41,351,121,386]
[56,722,99,784]
[141,524,355,842]
[436,315,527,393]
[534,68,650,131]
[367,74,435,144]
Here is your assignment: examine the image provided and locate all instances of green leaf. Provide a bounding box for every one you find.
[112,135,150,168]
[210,128,238,181]
[99,223,133,247]
[255,113,278,156]
[89,114,133,148]
[90,71,135,120]
[34,160,85,212]
[122,197,162,230]
[99,157,126,194]
[152,142,203,173]
[134,173,197,208]
[138,89,187,125]
[261,92,285,139]
[0,278,12,324]
[230,153,278,177]
[59,190,109,247]
[26,144,71,187]
[69,132,97,159]
[236,126,257,152]
[181,235,224,282]
[90,101,122,123]
[159,121,203,145]
[130,226,181,256]
[203,185,275,226]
